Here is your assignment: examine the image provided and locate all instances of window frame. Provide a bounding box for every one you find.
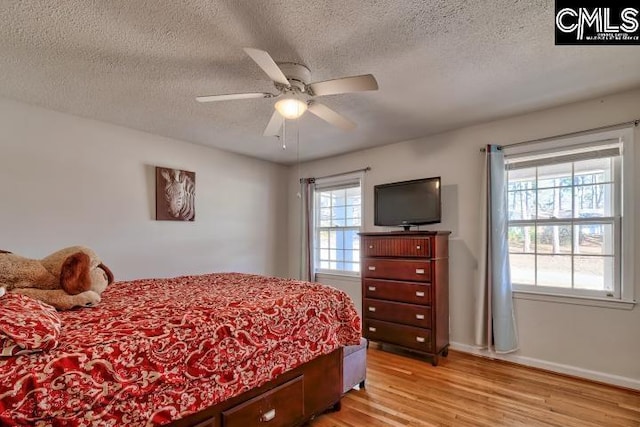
[312,173,363,277]
[503,127,635,304]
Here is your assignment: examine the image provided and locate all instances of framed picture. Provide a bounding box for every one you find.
[155,167,195,221]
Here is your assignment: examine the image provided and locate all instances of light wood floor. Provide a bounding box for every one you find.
[310,345,640,427]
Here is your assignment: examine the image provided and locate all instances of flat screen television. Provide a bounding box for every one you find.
[374,177,441,230]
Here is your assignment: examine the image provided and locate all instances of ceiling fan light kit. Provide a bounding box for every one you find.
[275,98,307,119]
[197,48,378,136]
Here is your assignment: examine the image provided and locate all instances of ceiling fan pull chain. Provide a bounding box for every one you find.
[282,119,287,150]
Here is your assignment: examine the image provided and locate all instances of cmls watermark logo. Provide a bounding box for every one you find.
[555,0,639,45]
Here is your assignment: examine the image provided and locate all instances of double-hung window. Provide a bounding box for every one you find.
[505,128,634,302]
[313,175,362,275]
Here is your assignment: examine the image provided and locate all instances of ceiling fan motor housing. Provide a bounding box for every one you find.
[276,63,311,93]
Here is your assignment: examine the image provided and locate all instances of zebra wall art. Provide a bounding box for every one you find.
[155,167,195,221]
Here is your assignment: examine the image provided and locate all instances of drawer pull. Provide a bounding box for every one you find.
[261,409,276,422]
[416,314,425,320]
[416,268,425,275]
[369,326,377,332]
[369,245,374,249]
[368,306,376,312]
[368,266,376,271]
[416,291,425,297]
[416,245,421,250]
[368,286,376,291]
[416,336,426,343]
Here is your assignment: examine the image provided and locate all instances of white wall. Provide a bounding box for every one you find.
[288,88,640,388]
[0,97,289,280]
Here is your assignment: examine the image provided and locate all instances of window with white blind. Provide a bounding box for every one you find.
[505,128,635,303]
[313,177,362,275]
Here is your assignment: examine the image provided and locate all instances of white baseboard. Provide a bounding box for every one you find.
[450,342,640,391]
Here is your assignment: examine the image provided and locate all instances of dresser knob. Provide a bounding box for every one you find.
[416,245,421,250]
[369,327,377,332]
[368,306,376,312]
[368,286,376,292]
[368,266,376,271]
[416,291,425,297]
[416,314,425,320]
[261,409,276,422]
[415,268,425,275]
[416,337,426,343]
[369,245,373,249]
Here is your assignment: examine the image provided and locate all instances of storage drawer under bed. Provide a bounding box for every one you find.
[222,376,304,427]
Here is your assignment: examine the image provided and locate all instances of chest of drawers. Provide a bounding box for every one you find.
[360,231,450,365]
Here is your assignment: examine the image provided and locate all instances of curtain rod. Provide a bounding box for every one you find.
[479,119,639,152]
[300,166,371,183]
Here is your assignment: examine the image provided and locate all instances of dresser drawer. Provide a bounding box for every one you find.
[364,320,432,352]
[363,237,431,258]
[222,376,304,427]
[364,299,432,328]
[364,279,431,304]
[363,259,431,282]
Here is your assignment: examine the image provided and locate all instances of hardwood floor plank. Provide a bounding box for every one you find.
[310,347,640,426]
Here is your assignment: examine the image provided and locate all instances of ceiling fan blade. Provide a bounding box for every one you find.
[307,102,356,131]
[308,74,378,97]
[263,110,284,137]
[196,92,275,103]
[243,48,290,87]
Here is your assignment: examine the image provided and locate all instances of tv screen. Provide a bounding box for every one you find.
[374,177,441,229]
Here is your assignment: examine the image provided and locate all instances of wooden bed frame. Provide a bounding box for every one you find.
[169,348,343,427]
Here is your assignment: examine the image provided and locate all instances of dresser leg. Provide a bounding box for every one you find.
[431,355,439,366]
[442,346,449,358]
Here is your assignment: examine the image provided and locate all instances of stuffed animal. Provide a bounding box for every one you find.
[0,246,114,310]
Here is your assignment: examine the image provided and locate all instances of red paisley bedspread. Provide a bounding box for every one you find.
[0,273,361,426]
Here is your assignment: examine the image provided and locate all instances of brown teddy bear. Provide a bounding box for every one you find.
[0,246,113,310]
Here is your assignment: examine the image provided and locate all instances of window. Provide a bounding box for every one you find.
[505,128,634,302]
[313,176,362,275]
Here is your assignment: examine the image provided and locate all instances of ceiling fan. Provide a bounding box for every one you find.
[196,48,378,136]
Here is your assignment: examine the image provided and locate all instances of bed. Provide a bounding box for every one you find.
[0,272,361,426]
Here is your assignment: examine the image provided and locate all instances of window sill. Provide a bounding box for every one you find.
[513,290,636,310]
[315,272,361,282]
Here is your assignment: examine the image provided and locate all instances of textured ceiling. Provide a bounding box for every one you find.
[1,1,639,164]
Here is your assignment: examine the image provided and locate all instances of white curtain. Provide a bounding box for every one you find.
[299,178,315,282]
[474,145,518,353]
